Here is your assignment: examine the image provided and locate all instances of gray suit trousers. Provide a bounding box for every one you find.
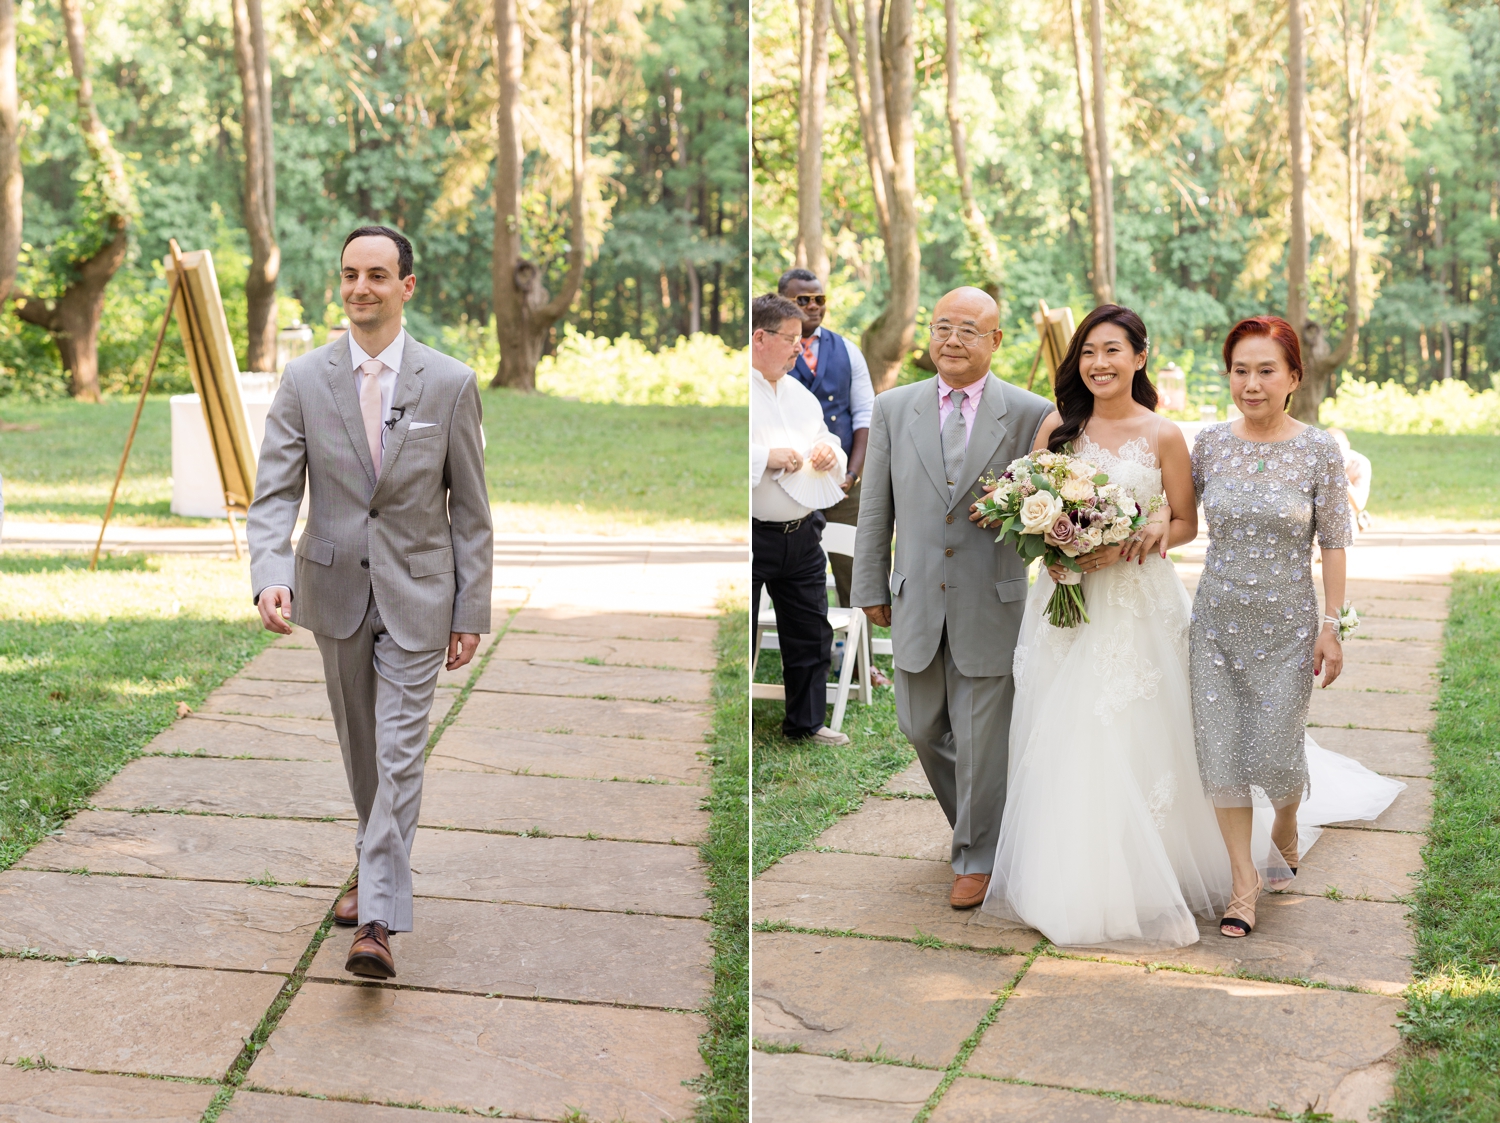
[894,628,1015,875]
[316,595,445,932]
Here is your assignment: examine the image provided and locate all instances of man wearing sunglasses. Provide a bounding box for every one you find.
[777,270,876,623]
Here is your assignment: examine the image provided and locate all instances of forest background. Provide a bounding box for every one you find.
[752,0,1500,422]
[0,0,748,400]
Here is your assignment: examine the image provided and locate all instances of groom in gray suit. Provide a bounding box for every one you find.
[249,226,493,977]
[852,287,1051,909]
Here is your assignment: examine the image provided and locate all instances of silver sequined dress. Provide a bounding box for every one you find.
[1188,423,1352,807]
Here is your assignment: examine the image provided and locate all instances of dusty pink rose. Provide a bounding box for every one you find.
[1044,514,1076,549]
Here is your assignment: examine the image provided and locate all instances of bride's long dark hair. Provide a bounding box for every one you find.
[1047,304,1157,453]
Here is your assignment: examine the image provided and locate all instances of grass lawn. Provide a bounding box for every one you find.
[0,389,746,538]
[1387,570,1500,1123]
[0,553,272,871]
[697,606,750,1122]
[752,633,916,875]
[1349,433,1500,531]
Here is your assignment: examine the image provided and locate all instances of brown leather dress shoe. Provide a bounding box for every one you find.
[345,921,395,979]
[332,880,358,926]
[950,873,992,909]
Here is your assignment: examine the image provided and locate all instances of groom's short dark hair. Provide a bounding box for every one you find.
[342,225,414,278]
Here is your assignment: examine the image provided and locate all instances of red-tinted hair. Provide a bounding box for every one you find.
[1223,316,1304,381]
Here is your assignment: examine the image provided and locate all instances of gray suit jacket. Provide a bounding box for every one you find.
[851,373,1052,677]
[248,336,493,652]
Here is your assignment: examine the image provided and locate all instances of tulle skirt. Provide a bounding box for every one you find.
[982,556,1405,951]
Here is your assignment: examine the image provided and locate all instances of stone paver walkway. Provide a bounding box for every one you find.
[752,537,1500,1123]
[0,538,745,1121]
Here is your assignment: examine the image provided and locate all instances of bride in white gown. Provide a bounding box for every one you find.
[977,305,1403,950]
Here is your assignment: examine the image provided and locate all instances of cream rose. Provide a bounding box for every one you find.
[1059,475,1096,503]
[1019,490,1062,533]
[1076,525,1104,553]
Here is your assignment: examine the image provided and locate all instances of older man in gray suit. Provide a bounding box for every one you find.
[852,287,1051,909]
[249,225,493,978]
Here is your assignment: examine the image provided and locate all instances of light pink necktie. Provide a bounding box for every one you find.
[358,359,384,480]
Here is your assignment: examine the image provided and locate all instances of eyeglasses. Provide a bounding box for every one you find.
[758,329,801,344]
[929,324,1000,346]
[792,293,827,308]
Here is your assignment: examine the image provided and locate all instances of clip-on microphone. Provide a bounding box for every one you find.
[384,407,405,431]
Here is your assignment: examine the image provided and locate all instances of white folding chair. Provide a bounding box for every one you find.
[751,521,873,733]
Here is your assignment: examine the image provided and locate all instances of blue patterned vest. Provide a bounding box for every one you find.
[792,328,855,456]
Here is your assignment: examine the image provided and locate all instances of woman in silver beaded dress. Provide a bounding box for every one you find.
[1190,316,1400,938]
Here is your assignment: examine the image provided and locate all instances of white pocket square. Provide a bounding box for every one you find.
[409,421,438,429]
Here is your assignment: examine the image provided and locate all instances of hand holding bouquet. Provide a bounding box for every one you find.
[972,451,1156,627]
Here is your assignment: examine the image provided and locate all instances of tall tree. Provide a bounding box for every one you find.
[796,0,831,280]
[1068,0,1113,304]
[1288,0,1378,421]
[491,0,592,390]
[942,0,1000,297]
[0,0,19,307]
[14,0,134,401]
[829,0,917,393]
[231,0,279,372]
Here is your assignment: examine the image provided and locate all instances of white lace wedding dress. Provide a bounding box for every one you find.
[980,435,1404,950]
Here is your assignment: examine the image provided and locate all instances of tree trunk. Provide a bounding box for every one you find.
[943,0,1001,297]
[232,0,280,372]
[841,0,917,394]
[1069,0,1111,304]
[796,0,831,279]
[0,0,19,306]
[1289,0,1376,421]
[15,0,132,401]
[832,0,891,248]
[1089,0,1115,298]
[491,0,591,389]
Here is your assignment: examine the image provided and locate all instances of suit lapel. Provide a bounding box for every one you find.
[909,379,950,502]
[326,339,377,489]
[370,341,428,503]
[950,374,1012,509]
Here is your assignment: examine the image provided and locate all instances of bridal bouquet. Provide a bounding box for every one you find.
[972,451,1153,627]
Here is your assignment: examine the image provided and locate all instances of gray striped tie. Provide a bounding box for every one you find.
[942,388,967,501]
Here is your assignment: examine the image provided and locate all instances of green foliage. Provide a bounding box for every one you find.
[536,327,748,406]
[8,0,747,397]
[0,556,273,871]
[1385,571,1500,1123]
[696,607,749,1122]
[753,0,1500,394]
[1321,378,1500,435]
[752,644,915,874]
[1348,434,1500,528]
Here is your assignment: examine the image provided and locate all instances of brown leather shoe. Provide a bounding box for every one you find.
[332,879,358,926]
[345,921,395,979]
[950,873,991,909]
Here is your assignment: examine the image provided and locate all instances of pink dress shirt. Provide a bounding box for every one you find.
[935,375,982,450]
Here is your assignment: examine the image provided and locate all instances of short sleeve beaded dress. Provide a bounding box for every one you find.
[1187,423,1353,809]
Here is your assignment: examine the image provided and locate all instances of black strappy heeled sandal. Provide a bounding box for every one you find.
[1220,884,1258,938]
[1266,832,1299,893]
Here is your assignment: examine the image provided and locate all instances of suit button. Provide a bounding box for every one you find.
[946,514,954,524]
[940,583,946,591]
[828,395,834,401]
[360,559,369,569]
[369,509,378,518]
[945,548,954,557]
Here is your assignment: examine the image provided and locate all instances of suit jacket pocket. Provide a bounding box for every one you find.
[295,533,335,566]
[405,423,443,441]
[995,577,1028,603]
[890,571,906,597]
[408,546,455,578]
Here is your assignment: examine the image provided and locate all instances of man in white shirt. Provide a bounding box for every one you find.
[777,269,876,614]
[751,293,849,746]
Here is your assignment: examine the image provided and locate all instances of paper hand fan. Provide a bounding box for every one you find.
[777,463,847,510]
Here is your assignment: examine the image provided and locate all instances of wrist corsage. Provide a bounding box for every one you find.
[1323,603,1360,641]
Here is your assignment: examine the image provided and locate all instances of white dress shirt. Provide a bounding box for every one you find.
[801,326,875,432]
[751,367,848,522]
[349,329,406,452]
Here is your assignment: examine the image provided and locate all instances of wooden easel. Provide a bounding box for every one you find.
[91,238,256,569]
[1025,300,1077,392]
